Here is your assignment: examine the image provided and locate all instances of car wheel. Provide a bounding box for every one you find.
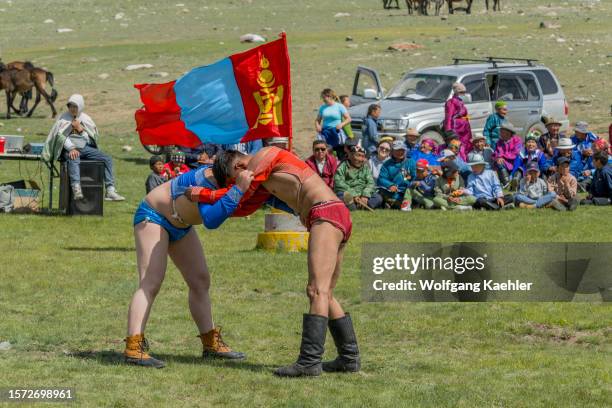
[143,144,164,155]
[420,130,444,146]
[525,122,547,139]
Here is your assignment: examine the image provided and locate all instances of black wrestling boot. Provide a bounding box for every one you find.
[273,314,327,377]
[322,313,361,373]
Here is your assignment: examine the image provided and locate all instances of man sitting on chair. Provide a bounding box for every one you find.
[42,94,124,201]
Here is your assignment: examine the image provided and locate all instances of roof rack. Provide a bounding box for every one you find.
[452,57,539,68]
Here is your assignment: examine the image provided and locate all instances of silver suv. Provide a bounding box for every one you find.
[348,57,569,144]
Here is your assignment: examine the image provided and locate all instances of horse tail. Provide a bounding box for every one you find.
[46,71,58,102]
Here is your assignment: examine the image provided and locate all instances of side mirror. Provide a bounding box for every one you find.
[363,88,379,99]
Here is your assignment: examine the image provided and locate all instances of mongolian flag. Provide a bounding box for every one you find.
[134,33,292,147]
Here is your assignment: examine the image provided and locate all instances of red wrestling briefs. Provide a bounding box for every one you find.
[304,200,352,243]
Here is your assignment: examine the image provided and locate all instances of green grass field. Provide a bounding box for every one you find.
[0,1,611,407]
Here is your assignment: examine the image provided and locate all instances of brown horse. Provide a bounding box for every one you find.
[406,0,429,15]
[6,61,58,117]
[0,62,57,119]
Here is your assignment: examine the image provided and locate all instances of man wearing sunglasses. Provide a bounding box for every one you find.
[305,140,338,189]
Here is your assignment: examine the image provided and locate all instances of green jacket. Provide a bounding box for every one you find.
[334,161,376,197]
[434,175,465,199]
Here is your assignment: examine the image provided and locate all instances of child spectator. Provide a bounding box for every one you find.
[339,95,355,141]
[368,140,391,184]
[409,159,437,209]
[163,151,190,178]
[433,162,475,210]
[581,152,612,206]
[551,138,589,191]
[334,145,382,211]
[468,134,494,169]
[483,101,508,148]
[514,162,557,209]
[547,157,578,211]
[145,155,168,193]
[404,128,420,158]
[305,140,338,189]
[493,122,522,187]
[362,104,381,156]
[378,140,416,211]
[465,154,514,210]
[593,138,612,161]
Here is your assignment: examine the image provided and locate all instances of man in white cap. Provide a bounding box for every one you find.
[465,153,514,210]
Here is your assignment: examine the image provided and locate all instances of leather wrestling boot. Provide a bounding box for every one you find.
[273,314,327,377]
[199,327,246,360]
[124,334,165,368]
[322,313,361,373]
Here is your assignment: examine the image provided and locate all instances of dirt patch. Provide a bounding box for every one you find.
[516,322,610,345]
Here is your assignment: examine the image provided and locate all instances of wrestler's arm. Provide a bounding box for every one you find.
[197,185,244,229]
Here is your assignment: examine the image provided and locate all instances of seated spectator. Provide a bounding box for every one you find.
[468,134,494,169]
[436,130,459,156]
[465,153,514,210]
[409,159,437,209]
[593,138,612,161]
[514,162,557,209]
[512,133,547,187]
[552,138,589,191]
[570,122,597,190]
[539,116,565,157]
[42,94,124,201]
[368,140,391,184]
[483,101,508,148]
[547,157,578,211]
[180,143,222,168]
[404,128,420,158]
[316,88,351,160]
[412,138,441,170]
[163,150,190,178]
[433,162,476,210]
[439,149,471,182]
[145,155,168,193]
[493,122,522,187]
[334,145,382,211]
[581,152,612,206]
[305,140,338,189]
[542,134,560,175]
[361,104,381,156]
[446,139,470,175]
[378,140,416,211]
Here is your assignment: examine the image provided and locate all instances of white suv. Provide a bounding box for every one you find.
[348,57,569,144]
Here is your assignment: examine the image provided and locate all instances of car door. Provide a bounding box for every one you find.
[494,72,543,136]
[460,73,492,137]
[351,66,384,106]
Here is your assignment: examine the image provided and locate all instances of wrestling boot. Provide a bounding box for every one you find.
[124,334,165,368]
[322,313,361,373]
[273,314,327,377]
[199,327,246,360]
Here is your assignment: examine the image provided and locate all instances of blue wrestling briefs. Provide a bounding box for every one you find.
[133,200,192,242]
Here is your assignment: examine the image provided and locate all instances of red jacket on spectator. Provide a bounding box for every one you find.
[163,162,190,178]
[305,153,338,189]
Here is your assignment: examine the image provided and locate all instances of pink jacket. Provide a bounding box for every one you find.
[493,135,522,171]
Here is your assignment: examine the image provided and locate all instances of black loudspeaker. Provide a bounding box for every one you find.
[60,160,104,216]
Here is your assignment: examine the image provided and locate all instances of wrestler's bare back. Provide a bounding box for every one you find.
[247,148,338,221]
